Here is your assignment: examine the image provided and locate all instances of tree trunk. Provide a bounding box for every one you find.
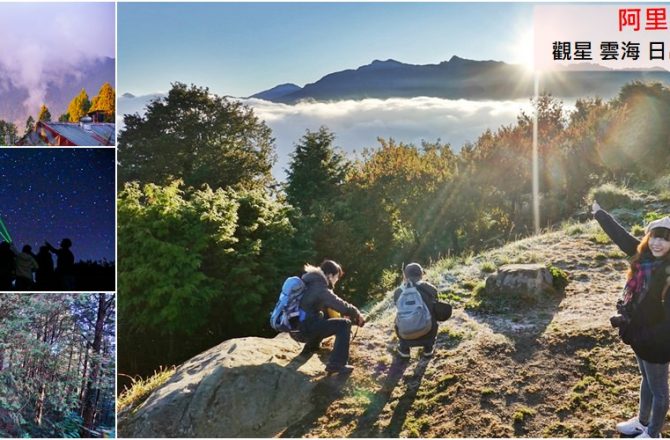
[35,383,46,426]
[79,342,90,410]
[80,293,108,437]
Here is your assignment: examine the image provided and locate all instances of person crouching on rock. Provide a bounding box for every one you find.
[593,201,670,438]
[299,259,365,374]
[394,263,438,359]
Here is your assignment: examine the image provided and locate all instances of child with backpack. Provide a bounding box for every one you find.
[394,262,438,359]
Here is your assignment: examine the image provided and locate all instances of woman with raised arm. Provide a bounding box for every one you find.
[593,201,670,438]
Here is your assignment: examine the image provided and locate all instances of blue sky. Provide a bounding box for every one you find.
[118,2,533,97]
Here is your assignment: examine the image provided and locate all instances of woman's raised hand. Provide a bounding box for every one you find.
[591,200,602,215]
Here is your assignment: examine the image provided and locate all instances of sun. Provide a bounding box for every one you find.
[508,28,536,72]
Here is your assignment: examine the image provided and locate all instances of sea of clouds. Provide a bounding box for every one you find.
[118,94,544,180]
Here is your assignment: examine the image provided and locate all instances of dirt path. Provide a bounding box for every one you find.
[280,215,669,437]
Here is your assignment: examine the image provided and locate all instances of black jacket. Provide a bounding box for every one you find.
[300,267,361,322]
[595,209,670,364]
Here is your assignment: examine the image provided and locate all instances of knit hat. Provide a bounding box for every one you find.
[646,216,670,234]
[404,263,424,281]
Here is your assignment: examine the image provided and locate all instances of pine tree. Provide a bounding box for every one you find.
[37,104,51,122]
[24,116,35,135]
[66,89,91,123]
[89,82,115,122]
[285,127,349,215]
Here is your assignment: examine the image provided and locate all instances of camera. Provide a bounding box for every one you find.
[610,300,631,329]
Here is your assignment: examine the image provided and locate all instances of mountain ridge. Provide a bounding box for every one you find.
[250,56,670,103]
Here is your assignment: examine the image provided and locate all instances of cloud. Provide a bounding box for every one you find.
[0,3,114,115]
[118,94,556,181]
[244,97,537,178]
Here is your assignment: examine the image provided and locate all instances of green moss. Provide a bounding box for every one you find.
[543,422,576,437]
[590,230,611,245]
[481,387,496,396]
[547,265,570,290]
[403,416,431,438]
[512,406,536,424]
[606,249,626,259]
[439,291,463,303]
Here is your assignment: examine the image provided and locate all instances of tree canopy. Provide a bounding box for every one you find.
[89,82,115,122]
[118,82,276,190]
[66,89,91,123]
[37,104,51,122]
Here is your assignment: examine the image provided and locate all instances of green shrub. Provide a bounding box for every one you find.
[480,261,496,273]
[644,211,665,223]
[589,230,611,245]
[631,224,645,237]
[564,224,583,236]
[587,183,644,210]
[610,208,643,226]
[473,281,486,296]
[547,265,570,290]
[653,174,670,200]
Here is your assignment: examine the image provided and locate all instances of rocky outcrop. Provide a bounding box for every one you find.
[118,333,327,438]
[485,264,555,300]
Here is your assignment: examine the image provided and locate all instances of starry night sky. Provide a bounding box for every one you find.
[0,149,115,262]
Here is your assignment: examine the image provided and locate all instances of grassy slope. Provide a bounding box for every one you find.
[280,199,670,438]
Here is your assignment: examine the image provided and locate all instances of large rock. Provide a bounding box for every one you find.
[118,333,327,438]
[485,264,554,299]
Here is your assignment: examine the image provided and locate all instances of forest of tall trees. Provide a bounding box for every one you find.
[0,293,115,438]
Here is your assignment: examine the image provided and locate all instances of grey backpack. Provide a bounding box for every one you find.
[395,282,432,340]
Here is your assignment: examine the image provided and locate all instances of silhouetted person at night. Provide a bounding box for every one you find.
[0,241,15,290]
[45,238,75,290]
[10,244,38,290]
[35,245,55,290]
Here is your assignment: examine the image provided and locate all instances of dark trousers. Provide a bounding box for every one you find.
[15,277,33,291]
[396,323,438,352]
[301,318,351,369]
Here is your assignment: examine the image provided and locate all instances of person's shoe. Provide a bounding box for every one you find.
[616,417,647,436]
[396,345,410,359]
[636,429,661,438]
[325,364,354,374]
[422,347,434,358]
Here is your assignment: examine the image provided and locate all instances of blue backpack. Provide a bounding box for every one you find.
[270,276,306,332]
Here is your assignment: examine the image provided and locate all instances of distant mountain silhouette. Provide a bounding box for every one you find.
[250,83,301,101]
[0,57,115,127]
[252,56,670,103]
